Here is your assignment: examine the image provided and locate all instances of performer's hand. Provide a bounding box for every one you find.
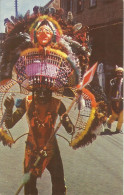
[67,124,75,135]
[61,113,75,135]
[4,96,14,109]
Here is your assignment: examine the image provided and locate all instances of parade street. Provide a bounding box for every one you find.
[0,1,123,195]
[0,112,123,195]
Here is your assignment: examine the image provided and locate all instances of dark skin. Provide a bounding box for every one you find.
[116,71,123,82]
[4,90,74,134]
[108,70,123,114]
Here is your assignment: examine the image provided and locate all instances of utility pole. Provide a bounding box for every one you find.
[15,0,18,17]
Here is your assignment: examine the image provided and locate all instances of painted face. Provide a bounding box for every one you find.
[36,25,53,46]
[34,88,52,104]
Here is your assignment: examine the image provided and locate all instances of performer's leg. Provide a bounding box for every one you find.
[24,146,38,195]
[107,109,118,128]
[24,174,38,195]
[116,110,123,131]
[47,139,66,195]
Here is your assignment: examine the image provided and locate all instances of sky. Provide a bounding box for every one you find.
[0,0,50,32]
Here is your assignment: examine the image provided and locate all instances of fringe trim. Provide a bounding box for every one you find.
[0,128,14,147]
[20,47,67,59]
[70,107,96,147]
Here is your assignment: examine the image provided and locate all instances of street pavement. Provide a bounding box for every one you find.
[0,113,123,195]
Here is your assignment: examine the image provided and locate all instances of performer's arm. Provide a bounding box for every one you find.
[58,101,75,135]
[4,97,26,129]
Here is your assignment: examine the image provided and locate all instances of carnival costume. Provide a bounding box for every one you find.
[4,89,74,195]
[0,7,107,194]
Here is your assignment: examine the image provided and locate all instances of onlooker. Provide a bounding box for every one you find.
[4,18,14,34]
[106,66,123,133]
[97,63,105,92]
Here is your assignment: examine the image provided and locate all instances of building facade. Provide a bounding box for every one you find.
[60,0,123,68]
[60,0,123,95]
[45,0,60,9]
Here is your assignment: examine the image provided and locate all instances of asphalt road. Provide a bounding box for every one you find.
[0,111,123,195]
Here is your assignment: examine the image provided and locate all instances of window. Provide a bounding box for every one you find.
[67,0,71,11]
[89,0,97,8]
[77,0,84,12]
[66,0,73,12]
[60,0,64,8]
[103,0,115,3]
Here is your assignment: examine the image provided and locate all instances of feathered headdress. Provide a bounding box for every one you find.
[0,7,91,83]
